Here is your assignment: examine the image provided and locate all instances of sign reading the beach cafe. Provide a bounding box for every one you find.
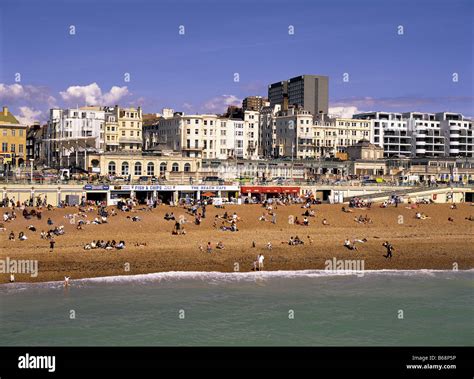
[116,185,239,192]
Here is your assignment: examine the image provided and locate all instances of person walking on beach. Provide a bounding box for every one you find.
[9,273,15,283]
[272,213,277,224]
[382,241,394,259]
[64,276,70,287]
[207,242,212,253]
[50,238,56,252]
[258,254,265,271]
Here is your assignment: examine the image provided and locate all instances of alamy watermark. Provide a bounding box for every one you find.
[325,257,365,277]
[0,257,38,277]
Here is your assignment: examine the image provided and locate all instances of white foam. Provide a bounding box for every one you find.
[1,268,472,290]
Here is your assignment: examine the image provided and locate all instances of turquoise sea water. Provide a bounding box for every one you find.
[0,270,472,346]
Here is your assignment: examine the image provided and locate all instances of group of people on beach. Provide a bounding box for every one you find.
[84,239,125,250]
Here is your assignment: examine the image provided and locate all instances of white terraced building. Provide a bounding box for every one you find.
[45,106,105,168]
[353,111,473,158]
[259,105,372,159]
[144,109,260,160]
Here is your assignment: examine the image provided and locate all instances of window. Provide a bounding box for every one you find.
[10,144,15,152]
[108,161,116,175]
[184,163,191,172]
[121,162,129,176]
[19,130,23,136]
[122,131,126,136]
[19,144,23,153]
[160,162,167,174]
[172,163,179,172]
[147,162,154,176]
[1,142,7,152]
[11,130,15,136]
[134,162,142,176]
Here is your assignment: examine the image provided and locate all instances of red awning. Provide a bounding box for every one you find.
[241,186,300,194]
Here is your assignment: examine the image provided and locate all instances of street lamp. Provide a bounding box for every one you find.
[29,159,34,184]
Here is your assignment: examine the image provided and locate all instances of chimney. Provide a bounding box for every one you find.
[3,106,8,116]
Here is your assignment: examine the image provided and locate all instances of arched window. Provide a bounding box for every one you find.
[134,162,142,176]
[160,162,167,174]
[172,163,179,172]
[147,162,154,176]
[108,161,116,175]
[121,162,129,176]
[184,163,191,172]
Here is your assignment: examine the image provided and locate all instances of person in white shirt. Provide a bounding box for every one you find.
[258,254,265,271]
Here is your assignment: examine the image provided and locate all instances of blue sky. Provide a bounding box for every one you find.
[0,0,472,123]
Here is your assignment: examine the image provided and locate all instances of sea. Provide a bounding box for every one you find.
[0,270,472,346]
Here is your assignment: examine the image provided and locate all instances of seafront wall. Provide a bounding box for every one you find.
[0,183,472,206]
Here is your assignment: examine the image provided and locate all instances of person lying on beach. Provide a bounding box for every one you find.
[322,218,329,226]
[259,213,267,222]
[450,204,457,210]
[288,236,304,245]
[0,223,6,232]
[415,212,430,220]
[27,225,36,232]
[116,241,125,249]
[8,231,15,241]
[216,241,224,249]
[465,216,474,221]
[19,232,27,241]
[448,217,454,222]
[266,242,272,250]
[344,239,357,250]
[303,217,309,226]
[341,206,353,213]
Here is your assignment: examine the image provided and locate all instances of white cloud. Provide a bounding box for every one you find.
[15,106,43,125]
[328,106,360,119]
[182,102,193,111]
[203,94,242,112]
[60,83,129,106]
[0,83,57,107]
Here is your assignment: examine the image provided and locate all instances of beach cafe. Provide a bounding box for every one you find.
[240,186,301,201]
[106,184,240,205]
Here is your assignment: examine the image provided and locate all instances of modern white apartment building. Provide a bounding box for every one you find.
[45,106,105,168]
[354,111,473,158]
[436,112,473,157]
[144,109,260,160]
